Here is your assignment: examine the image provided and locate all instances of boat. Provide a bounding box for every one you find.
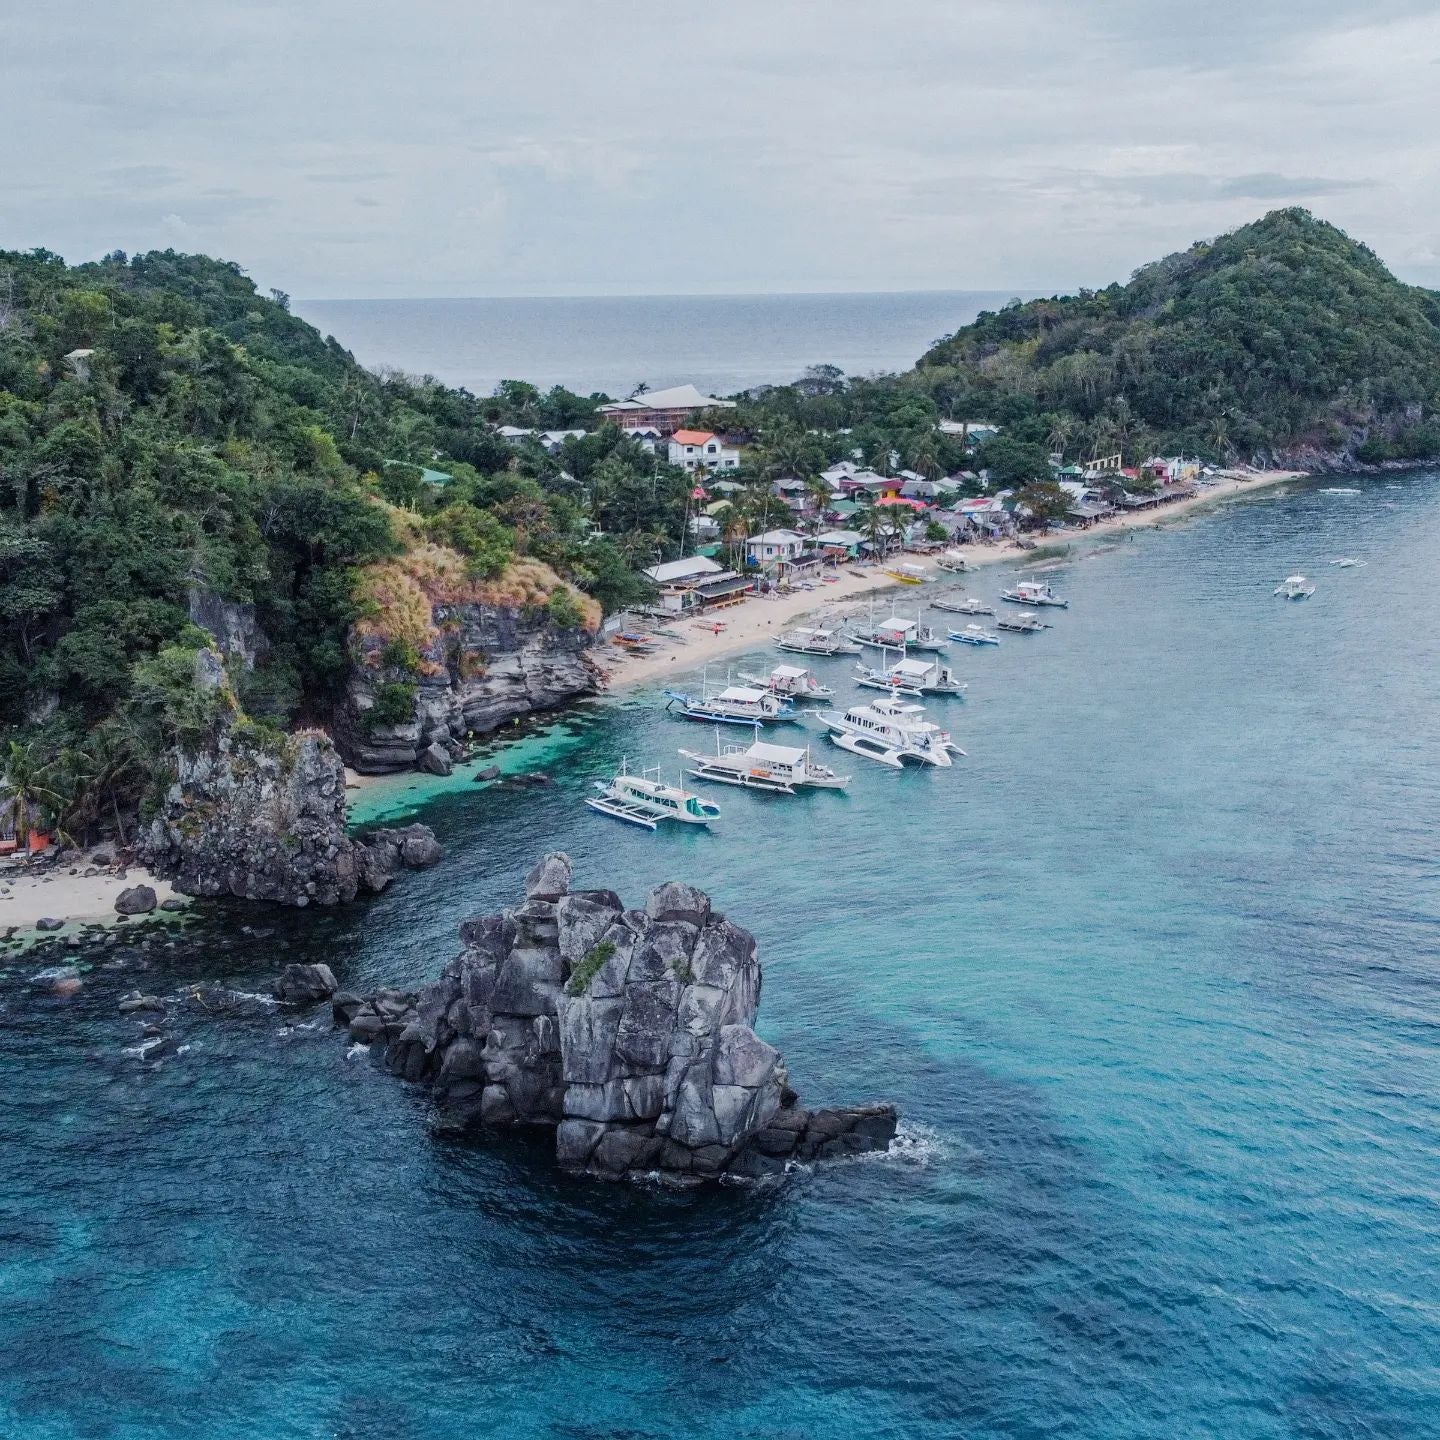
[948,624,1000,646]
[854,650,966,697]
[737,663,834,700]
[1274,575,1316,599]
[932,596,995,617]
[1330,557,1367,568]
[775,625,860,657]
[679,731,849,793]
[586,760,722,829]
[935,551,969,575]
[665,681,796,725]
[999,580,1068,608]
[848,612,949,653]
[612,631,656,651]
[815,692,964,768]
[883,561,931,585]
[995,610,1049,634]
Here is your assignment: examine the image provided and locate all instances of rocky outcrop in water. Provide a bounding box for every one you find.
[337,606,600,774]
[333,853,898,1183]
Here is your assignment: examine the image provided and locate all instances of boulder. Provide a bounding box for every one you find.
[114,884,158,916]
[35,917,64,932]
[159,897,188,912]
[525,851,572,901]
[118,991,164,1014]
[274,963,339,1004]
[418,741,453,777]
[474,764,501,781]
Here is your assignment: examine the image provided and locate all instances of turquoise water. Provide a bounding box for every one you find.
[4,473,1440,1438]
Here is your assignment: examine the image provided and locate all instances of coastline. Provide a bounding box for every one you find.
[598,468,1306,690]
[1,860,180,936]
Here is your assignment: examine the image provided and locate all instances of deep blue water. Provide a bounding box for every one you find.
[293,290,1022,397]
[4,473,1440,1438]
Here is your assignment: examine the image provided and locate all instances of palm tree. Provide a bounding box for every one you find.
[1,740,69,845]
[1045,413,1075,458]
[861,503,888,559]
[803,475,833,530]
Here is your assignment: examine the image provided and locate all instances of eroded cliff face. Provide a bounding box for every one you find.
[333,853,898,1184]
[337,604,600,775]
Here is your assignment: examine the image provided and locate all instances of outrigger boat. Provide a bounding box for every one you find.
[995,610,1049,634]
[854,649,966,697]
[999,580,1069,608]
[665,681,796,725]
[612,631,656,651]
[737,663,834,700]
[814,692,964,768]
[948,624,1000,646]
[848,611,949,653]
[931,595,994,617]
[935,551,970,575]
[1274,574,1316,599]
[679,730,849,793]
[883,561,931,585]
[775,625,860,658]
[586,760,721,830]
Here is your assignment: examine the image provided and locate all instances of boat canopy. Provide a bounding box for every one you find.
[717,685,767,702]
[771,665,807,679]
[747,742,805,765]
[891,658,934,678]
[876,617,916,634]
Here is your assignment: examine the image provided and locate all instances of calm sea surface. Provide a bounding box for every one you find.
[4,473,1440,1438]
[294,291,1021,397]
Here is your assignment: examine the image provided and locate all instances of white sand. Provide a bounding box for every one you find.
[0,860,181,932]
[597,470,1305,689]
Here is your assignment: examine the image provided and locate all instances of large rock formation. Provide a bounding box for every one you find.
[337,853,898,1183]
[337,604,600,774]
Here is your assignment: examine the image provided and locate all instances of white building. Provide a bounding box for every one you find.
[668,429,741,472]
[745,529,807,566]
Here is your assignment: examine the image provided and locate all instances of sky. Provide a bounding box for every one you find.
[4,0,1439,299]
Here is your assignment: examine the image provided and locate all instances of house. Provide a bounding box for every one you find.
[815,528,865,560]
[689,514,722,543]
[938,420,999,444]
[745,529,807,567]
[840,472,904,501]
[772,476,812,512]
[538,429,587,453]
[597,383,737,434]
[667,429,741,472]
[900,477,960,503]
[644,556,723,587]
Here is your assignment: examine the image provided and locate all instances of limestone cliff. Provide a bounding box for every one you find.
[333,853,898,1183]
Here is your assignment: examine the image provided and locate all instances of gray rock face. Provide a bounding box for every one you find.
[187,589,270,672]
[337,606,600,775]
[114,884,157,916]
[342,853,897,1183]
[275,963,339,1004]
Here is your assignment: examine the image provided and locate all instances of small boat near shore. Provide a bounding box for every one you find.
[1000,580,1068,608]
[948,624,1000,646]
[775,625,860,658]
[849,612,949,653]
[996,611,1050,634]
[815,693,963,768]
[855,651,966,697]
[883,561,931,585]
[679,732,849,793]
[737,663,834,700]
[935,551,970,575]
[932,596,995,617]
[1274,575,1316,599]
[586,761,722,829]
[665,682,796,725]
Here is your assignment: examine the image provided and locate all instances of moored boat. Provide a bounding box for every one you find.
[995,610,1049,634]
[737,663,834,699]
[679,732,849,793]
[999,580,1068,608]
[935,551,969,574]
[932,595,994,616]
[855,651,966,697]
[884,561,931,585]
[849,613,949,653]
[586,760,722,829]
[948,624,1000,646]
[815,692,963,768]
[1274,575,1316,599]
[665,682,796,725]
[775,625,860,657]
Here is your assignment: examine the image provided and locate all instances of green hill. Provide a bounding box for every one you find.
[916,208,1440,464]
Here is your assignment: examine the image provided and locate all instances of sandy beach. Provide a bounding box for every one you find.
[597,469,1305,689]
[1,859,181,933]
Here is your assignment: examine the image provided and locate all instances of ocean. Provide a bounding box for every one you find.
[294,290,1024,397]
[4,473,1440,1438]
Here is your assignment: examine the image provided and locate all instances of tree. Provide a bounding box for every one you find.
[1014,481,1071,528]
[978,436,1052,488]
[1,739,69,843]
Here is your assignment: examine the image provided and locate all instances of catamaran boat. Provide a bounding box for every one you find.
[775,625,860,658]
[586,760,722,830]
[995,610,1049,634]
[935,551,970,575]
[931,595,994,617]
[854,651,966,697]
[948,624,1000,646]
[848,613,949,653]
[883,561,931,585]
[737,663,834,700]
[664,681,797,725]
[999,580,1069,608]
[814,692,963,768]
[679,732,849,793]
[1274,575,1316,599]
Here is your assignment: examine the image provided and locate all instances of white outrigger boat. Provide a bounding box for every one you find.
[931,595,994,617]
[935,551,970,575]
[999,580,1069,608]
[586,760,722,830]
[848,612,949,653]
[814,692,963,768]
[1274,575,1316,599]
[948,624,1000,646]
[665,678,796,725]
[737,663,834,700]
[854,650,966,697]
[995,610,1049,634]
[775,624,860,658]
[679,731,849,793]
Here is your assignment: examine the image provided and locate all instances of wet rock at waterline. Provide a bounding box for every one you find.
[114,884,158,915]
[336,853,898,1184]
[274,963,339,1005]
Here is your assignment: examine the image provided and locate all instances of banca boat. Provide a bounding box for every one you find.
[935,551,970,574]
[995,610,1049,634]
[814,692,963,768]
[948,624,1000,646]
[931,595,994,616]
[883,561,931,585]
[586,761,722,829]
[854,651,966,697]
[736,663,834,699]
[774,625,860,657]
[999,580,1068,608]
[848,613,949,653]
[1274,575,1316,599]
[665,682,796,725]
[679,733,849,793]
